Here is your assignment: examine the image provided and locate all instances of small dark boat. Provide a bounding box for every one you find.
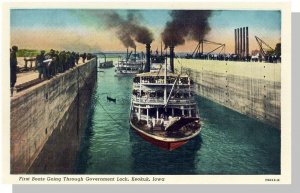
[99,61,114,68]
[107,96,116,103]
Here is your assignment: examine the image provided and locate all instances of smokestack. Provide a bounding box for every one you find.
[234,29,236,55]
[134,47,136,62]
[234,29,237,55]
[145,44,151,72]
[126,48,129,61]
[243,27,245,58]
[246,27,249,57]
[239,28,242,57]
[237,29,240,56]
[169,46,175,73]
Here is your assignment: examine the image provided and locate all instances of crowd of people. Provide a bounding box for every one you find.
[35,49,96,79]
[184,53,281,63]
[10,45,96,96]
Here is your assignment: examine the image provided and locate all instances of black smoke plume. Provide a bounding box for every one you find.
[161,10,212,47]
[103,11,153,48]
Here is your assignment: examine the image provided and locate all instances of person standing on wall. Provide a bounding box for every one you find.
[10,45,18,97]
[36,50,46,79]
[81,52,87,63]
[75,52,80,65]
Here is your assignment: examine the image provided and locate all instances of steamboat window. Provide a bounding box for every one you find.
[133,77,140,83]
[184,110,188,116]
[191,110,196,117]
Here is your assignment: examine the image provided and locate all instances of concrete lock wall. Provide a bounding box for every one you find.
[174,59,281,129]
[10,59,97,174]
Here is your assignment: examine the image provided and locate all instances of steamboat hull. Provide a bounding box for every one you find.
[135,130,188,150]
[130,120,200,151]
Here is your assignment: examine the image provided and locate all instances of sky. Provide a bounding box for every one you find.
[10,9,281,54]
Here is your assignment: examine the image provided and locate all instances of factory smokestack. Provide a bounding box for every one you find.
[236,29,240,56]
[235,29,237,55]
[246,27,249,57]
[235,26,249,58]
[145,44,151,72]
[169,46,175,73]
[243,27,245,58]
[239,28,242,57]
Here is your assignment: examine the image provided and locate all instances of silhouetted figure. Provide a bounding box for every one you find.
[53,50,60,75]
[75,52,80,65]
[58,51,65,73]
[10,46,18,96]
[81,53,87,63]
[70,52,76,67]
[64,51,70,70]
[36,50,46,79]
[87,53,92,60]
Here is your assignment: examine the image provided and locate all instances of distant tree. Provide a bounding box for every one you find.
[16,49,40,57]
[274,43,281,57]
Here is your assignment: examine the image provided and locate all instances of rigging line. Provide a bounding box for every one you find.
[96,98,128,129]
[76,67,94,91]
[154,56,165,77]
[175,56,182,66]
[155,64,163,77]
[174,56,183,74]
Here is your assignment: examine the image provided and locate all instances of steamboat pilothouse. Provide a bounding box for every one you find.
[129,50,201,150]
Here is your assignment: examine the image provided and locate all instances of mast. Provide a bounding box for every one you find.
[138,76,142,120]
[164,54,167,105]
[134,47,137,62]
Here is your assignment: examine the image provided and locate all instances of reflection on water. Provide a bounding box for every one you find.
[76,67,280,175]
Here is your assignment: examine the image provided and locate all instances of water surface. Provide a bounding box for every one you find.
[76,67,280,175]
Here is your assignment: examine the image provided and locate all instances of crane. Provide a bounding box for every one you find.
[254,36,275,58]
[190,39,225,58]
